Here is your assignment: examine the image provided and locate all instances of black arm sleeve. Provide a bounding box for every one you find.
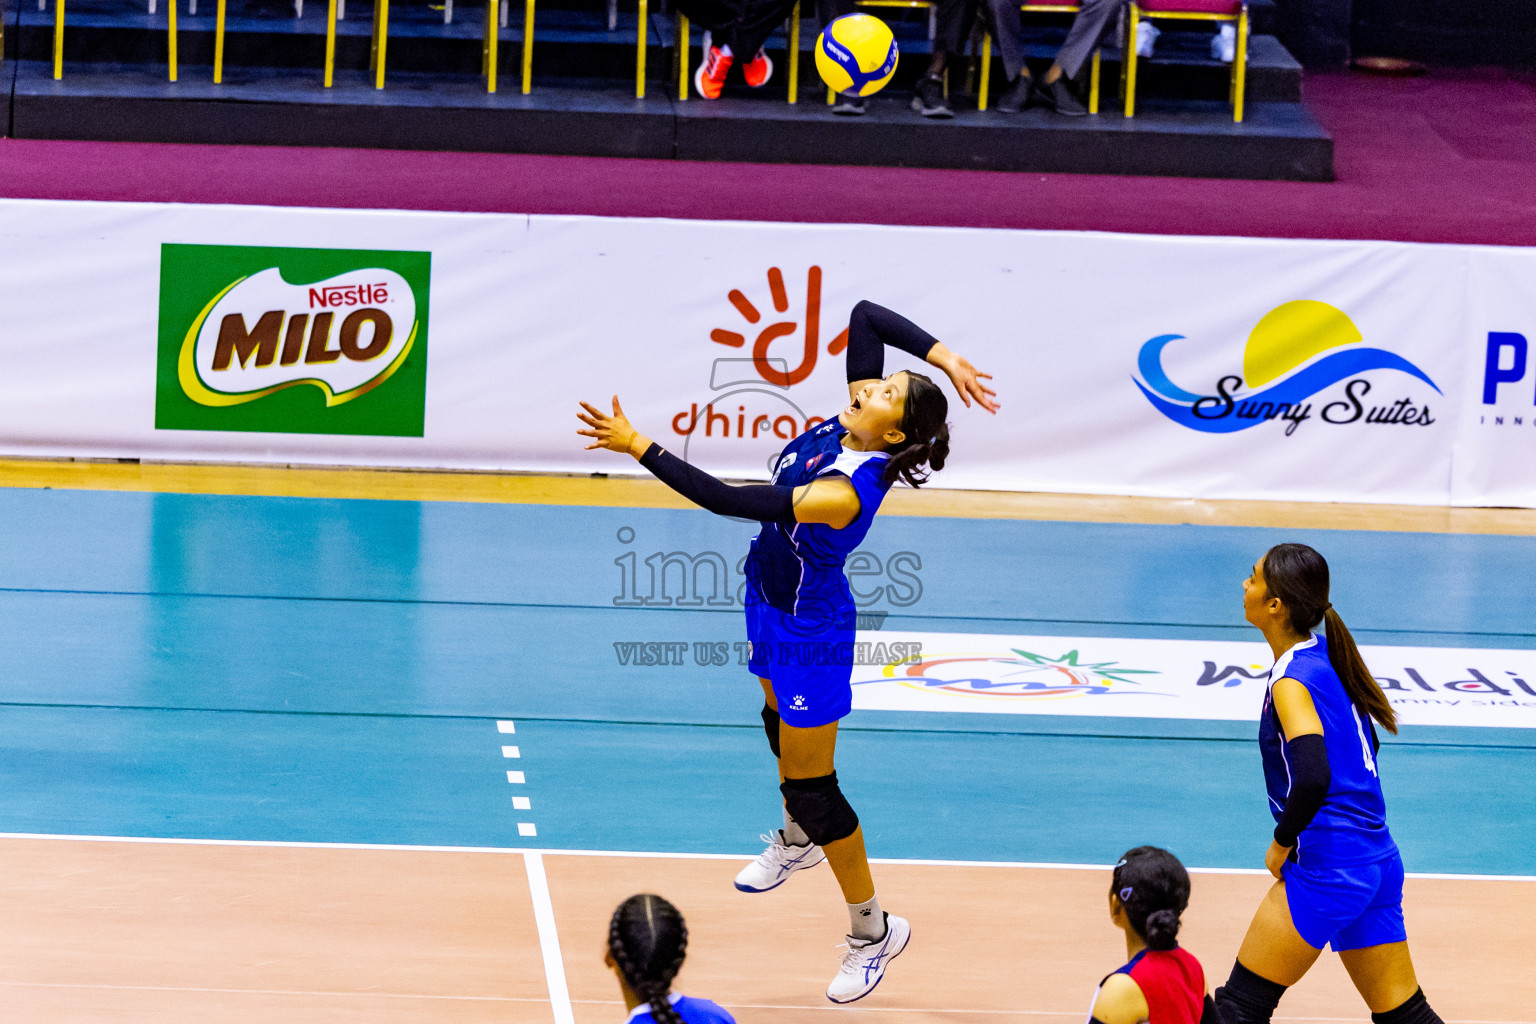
[1200,994,1218,1024]
[639,443,795,523]
[845,300,940,384]
[1273,732,1330,848]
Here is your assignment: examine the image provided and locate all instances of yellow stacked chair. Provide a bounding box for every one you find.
[1124,0,1248,121]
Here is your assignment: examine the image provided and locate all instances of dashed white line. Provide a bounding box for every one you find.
[518,823,538,837]
[507,771,526,784]
[501,746,520,759]
[513,797,532,810]
[497,721,516,734]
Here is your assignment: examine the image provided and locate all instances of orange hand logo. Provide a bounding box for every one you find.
[710,266,849,388]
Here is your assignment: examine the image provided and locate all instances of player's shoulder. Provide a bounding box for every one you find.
[1274,636,1331,687]
[1093,971,1148,1024]
[672,995,736,1023]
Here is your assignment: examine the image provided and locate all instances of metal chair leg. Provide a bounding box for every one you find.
[520,0,533,93]
[338,0,345,18]
[373,0,388,87]
[676,13,688,99]
[786,1,799,103]
[1232,5,1247,121]
[168,0,177,81]
[1123,4,1138,116]
[636,0,647,97]
[1088,46,1099,113]
[214,0,226,81]
[607,0,616,30]
[445,0,452,24]
[52,0,64,79]
[977,32,990,110]
[324,0,336,86]
[500,0,507,28]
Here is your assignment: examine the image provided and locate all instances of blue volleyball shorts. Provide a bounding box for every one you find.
[1283,850,1407,952]
[744,587,855,729]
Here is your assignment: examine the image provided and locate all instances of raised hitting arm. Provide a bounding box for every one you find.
[843,300,1000,414]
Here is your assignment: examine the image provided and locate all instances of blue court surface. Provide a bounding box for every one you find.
[1,487,1532,875]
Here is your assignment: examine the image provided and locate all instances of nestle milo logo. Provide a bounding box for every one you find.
[156,244,431,437]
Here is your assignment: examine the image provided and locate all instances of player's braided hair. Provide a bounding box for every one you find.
[882,371,950,489]
[608,894,688,1024]
[1111,846,1190,952]
[1262,543,1398,734]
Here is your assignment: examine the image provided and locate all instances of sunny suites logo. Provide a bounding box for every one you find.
[1134,300,1440,435]
[155,244,431,436]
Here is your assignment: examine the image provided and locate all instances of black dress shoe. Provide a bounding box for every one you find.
[910,75,954,118]
[995,74,1033,113]
[1036,76,1088,116]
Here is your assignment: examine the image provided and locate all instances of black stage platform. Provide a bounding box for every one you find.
[1,0,1332,179]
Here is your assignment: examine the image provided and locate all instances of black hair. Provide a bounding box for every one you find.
[881,371,950,488]
[1261,543,1397,734]
[1111,846,1190,952]
[608,894,688,1024]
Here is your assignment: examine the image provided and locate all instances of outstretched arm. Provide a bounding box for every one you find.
[845,300,1000,414]
[577,397,860,526]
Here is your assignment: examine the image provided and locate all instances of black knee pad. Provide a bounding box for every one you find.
[760,705,782,759]
[1214,961,1287,1024]
[1372,990,1440,1024]
[779,772,859,846]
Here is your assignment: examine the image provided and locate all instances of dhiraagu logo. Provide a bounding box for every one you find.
[155,243,431,436]
[1134,300,1440,435]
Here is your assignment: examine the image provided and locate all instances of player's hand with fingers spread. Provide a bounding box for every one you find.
[578,396,653,460]
[1264,839,1291,879]
[926,342,999,414]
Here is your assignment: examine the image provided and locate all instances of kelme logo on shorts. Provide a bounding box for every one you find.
[155,243,431,436]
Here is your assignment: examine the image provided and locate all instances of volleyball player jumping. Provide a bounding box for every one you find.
[579,301,997,1002]
[1216,543,1447,1024]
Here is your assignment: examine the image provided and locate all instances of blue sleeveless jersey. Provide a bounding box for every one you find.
[626,994,735,1024]
[744,417,892,618]
[1260,634,1396,867]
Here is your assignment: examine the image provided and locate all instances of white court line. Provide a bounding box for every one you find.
[0,833,1530,883]
[2,984,1518,1024]
[523,852,576,1024]
[497,721,516,734]
[501,745,521,758]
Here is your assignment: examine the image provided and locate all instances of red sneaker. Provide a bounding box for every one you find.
[743,47,773,88]
[694,45,733,99]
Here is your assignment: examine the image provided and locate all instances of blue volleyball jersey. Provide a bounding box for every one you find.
[744,417,892,617]
[626,994,736,1024]
[1260,634,1396,866]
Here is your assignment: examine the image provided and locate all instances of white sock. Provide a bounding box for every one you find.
[848,896,884,942]
[782,809,811,847]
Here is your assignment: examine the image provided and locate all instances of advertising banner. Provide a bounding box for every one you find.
[0,199,1526,507]
[848,630,1536,729]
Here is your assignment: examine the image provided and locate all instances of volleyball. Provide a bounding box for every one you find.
[815,14,899,97]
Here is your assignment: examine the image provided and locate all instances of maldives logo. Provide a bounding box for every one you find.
[155,243,431,436]
[1134,300,1440,435]
[860,647,1164,701]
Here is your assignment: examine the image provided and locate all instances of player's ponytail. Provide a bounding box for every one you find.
[1263,543,1398,734]
[1112,846,1190,952]
[883,372,950,488]
[608,894,688,1024]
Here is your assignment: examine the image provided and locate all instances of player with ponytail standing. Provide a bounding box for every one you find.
[580,301,998,1002]
[605,894,734,1024]
[1217,543,1446,1024]
[1091,846,1214,1024]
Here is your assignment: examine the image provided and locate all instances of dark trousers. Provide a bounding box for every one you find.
[674,0,799,57]
[817,0,981,61]
[985,0,1119,80]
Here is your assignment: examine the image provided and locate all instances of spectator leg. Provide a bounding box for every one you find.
[1052,0,1118,81]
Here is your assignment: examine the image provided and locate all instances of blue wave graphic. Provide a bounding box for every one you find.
[1135,342,1441,434]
